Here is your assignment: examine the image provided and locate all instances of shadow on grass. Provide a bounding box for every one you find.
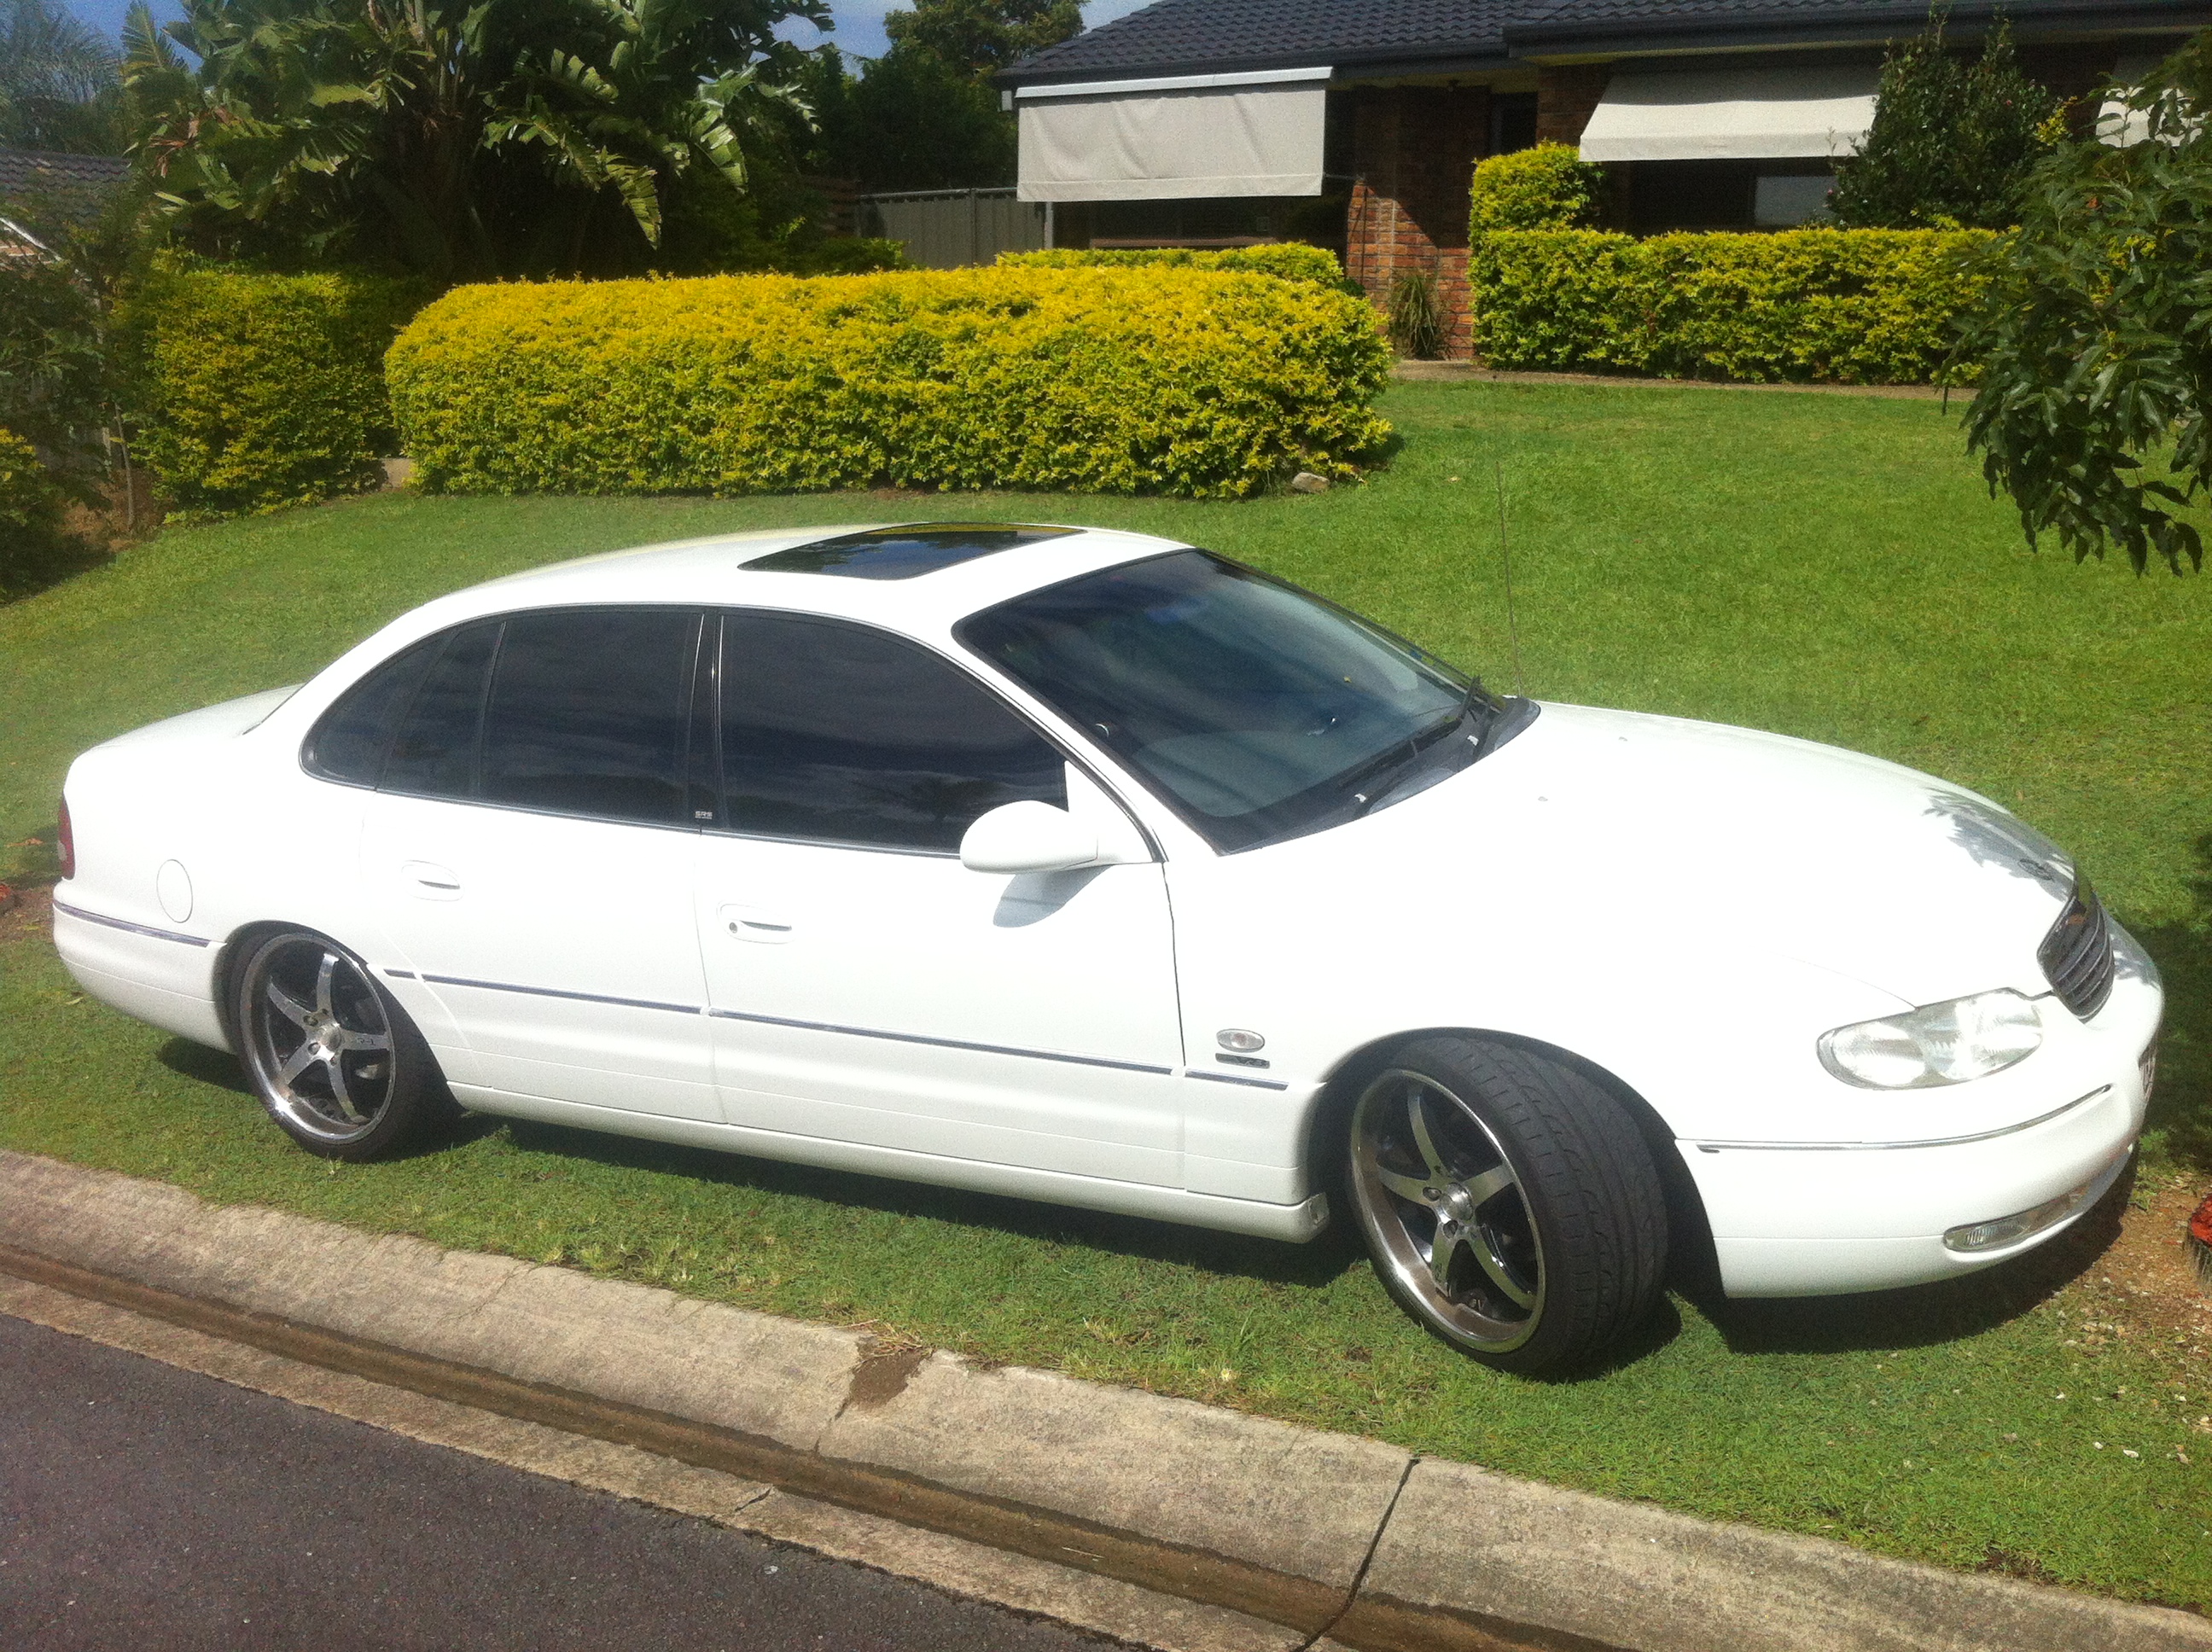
[154,1038,505,1160]
[501,1116,1372,1293]
[2136,830,2212,1172]
[1700,1157,2133,1358]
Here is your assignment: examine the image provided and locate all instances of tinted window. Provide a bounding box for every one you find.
[719,613,1065,852]
[480,608,700,825]
[383,621,499,799]
[958,551,1479,852]
[303,637,439,787]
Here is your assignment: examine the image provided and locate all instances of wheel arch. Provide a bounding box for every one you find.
[210,919,324,1053]
[1301,1026,1719,1290]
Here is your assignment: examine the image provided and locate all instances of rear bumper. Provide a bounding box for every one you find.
[1689,965,2158,1299]
[52,898,229,1050]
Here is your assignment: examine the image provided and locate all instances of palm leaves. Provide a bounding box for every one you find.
[1,0,123,152]
[119,0,821,275]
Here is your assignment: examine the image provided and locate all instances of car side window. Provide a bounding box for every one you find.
[479,608,701,826]
[302,637,441,788]
[382,620,501,800]
[719,610,1066,853]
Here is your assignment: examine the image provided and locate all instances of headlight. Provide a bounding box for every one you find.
[1817,990,2043,1089]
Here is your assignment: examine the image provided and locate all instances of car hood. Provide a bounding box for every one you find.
[1349,702,2076,1009]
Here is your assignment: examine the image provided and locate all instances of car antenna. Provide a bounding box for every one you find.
[1495,459,1526,699]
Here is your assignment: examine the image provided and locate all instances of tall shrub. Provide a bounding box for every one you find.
[1468,228,1993,384]
[1831,14,2063,230]
[125,268,423,520]
[1960,37,2212,573]
[1469,143,1610,232]
[387,266,1393,499]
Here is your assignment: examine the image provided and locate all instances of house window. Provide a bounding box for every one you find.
[1490,95,1539,156]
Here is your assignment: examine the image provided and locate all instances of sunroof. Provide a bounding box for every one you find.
[743,524,1079,581]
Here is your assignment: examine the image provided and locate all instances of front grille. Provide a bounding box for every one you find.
[2038,881,2114,1021]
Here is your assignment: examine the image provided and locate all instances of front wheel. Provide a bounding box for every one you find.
[234,928,457,1161]
[1345,1036,1668,1374]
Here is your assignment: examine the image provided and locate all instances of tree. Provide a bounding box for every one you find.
[122,0,826,280]
[1957,37,2212,574]
[0,0,125,153]
[882,0,1080,79]
[803,1,1080,192]
[1831,10,2063,230]
[801,43,1013,190]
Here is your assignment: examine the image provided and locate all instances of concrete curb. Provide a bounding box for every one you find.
[1,1150,2203,1652]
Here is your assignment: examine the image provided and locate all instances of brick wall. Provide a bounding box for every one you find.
[1345,85,1491,358]
[1534,67,1611,147]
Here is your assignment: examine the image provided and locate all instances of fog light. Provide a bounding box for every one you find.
[2139,1044,2157,1102]
[1944,1178,2101,1254]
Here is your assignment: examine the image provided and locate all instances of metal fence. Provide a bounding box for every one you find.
[855,188,1050,270]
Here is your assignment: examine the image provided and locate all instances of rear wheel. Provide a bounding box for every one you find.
[1345,1036,1668,1374]
[234,929,456,1160]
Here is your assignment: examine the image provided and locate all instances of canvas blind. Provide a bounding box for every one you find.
[1580,65,1882,163]
[1016,68,1330,203]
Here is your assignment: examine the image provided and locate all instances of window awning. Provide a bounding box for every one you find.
[1580,66,1880,163]
[1016,67,1330,203]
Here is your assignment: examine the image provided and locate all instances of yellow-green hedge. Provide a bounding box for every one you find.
[1469,228,1995,383]
[387,267,1392,499]
[126,269,425,520]
[998,244,1346,285]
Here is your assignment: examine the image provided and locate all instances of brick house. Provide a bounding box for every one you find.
[998,0,2209,356]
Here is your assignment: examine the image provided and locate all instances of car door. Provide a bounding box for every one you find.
[358,605,719,1122]
[693,608,1187,1185]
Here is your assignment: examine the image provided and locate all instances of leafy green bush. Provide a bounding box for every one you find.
[1831,15,2062,230]
[1960,37,2212,573]
[1468,228,1994,383]
[124,269,425,521]
[0,427,73,598]
[1469,143,1610,232]
[387,265,1393,499]
[999,244,1346,285]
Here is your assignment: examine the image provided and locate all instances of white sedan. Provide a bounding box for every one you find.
[53,524,2162,1372]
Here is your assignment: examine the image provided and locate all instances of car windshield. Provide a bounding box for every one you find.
[958,550,1493,852]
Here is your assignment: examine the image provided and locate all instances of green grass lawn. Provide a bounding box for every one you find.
[5,381,2209,1607]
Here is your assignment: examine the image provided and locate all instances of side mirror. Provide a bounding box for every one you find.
[960,801,1100,875]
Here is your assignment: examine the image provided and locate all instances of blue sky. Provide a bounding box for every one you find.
[65,0,1150,62]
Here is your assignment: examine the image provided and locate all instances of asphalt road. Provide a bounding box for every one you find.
[0,1312,1109,1652]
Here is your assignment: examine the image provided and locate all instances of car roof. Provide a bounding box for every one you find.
[405,521,1191,644]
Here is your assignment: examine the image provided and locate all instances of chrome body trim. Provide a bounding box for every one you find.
[1689,1085,2112,1153]
[51,898,210,949]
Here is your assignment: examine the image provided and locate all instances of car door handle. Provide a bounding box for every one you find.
[401,861,463,901]
[719,904,794,943]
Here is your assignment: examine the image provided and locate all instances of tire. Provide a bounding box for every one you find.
[233,928,457,1161]
[1343,1035,1668,1374]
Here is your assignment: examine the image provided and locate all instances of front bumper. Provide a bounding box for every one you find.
[1687,957,2160,1299]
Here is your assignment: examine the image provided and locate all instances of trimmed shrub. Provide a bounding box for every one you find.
[387,266,1393,500]
[0,427,72,598]
[125,269,426,521]
[1469,143,1610,232]
[999,244,1346,285]
[1468,228,1995,383]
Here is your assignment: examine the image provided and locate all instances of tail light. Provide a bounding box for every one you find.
[57,795,74,881]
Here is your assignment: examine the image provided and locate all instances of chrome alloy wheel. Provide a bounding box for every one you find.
[240,934,397,1146]
[1348,1067,1545,1353]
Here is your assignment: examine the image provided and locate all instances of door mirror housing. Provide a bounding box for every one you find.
[960,801,1100,875]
